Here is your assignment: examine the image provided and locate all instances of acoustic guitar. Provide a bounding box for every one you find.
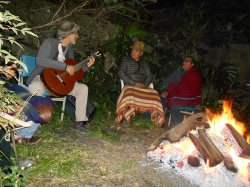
[41,51,101,97]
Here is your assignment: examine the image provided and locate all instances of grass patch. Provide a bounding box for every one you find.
[9,102,163,186]
[91,126,120,141]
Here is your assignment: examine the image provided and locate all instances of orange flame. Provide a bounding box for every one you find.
[206,100,249,142]
[158,99,250,184]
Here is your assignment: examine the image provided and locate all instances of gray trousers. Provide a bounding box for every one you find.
[161,97,184,125]
[170,104,184,125]
[28,75,88,122]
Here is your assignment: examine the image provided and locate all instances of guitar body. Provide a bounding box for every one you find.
[41,58,84,97]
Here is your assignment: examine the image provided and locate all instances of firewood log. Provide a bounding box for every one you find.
[226,123,250,158]
[189,133,218,167]
[198,129,224,165]
[148,113,205,151]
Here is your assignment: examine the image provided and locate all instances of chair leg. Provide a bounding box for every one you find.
[168,113,171,126]
[60,97,66,121]
[60,112,64,121]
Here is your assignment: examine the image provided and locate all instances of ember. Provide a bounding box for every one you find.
[147,100,250,187]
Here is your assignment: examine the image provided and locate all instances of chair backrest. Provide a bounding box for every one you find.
[19,55,36,78]
[120,79,153,90]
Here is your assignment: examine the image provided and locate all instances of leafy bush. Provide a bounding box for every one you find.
[0,1,37,186]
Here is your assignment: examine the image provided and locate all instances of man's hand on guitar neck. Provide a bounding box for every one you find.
[66,56,95,76]
[66,65,75,76]
[87,56,95,68]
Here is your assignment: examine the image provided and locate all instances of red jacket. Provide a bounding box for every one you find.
[166,67,202,109]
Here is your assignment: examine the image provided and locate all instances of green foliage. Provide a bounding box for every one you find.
[0,1,37,184]
[0,165,27,187]
[102,24,149,60]
[0,1,37,120]
[104,0,118,3]
[0,86,19,113]
[201,62,238,105]
[0,4,37,70]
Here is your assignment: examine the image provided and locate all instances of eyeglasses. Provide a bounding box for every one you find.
[184,59,193,63]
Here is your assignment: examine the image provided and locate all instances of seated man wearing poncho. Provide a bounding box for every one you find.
[116,41,165,127]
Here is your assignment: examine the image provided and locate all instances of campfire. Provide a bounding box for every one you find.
[147,100,250,187]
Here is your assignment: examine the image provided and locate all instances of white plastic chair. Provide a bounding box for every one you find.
[18,54,66,121]
[120,79,154,90]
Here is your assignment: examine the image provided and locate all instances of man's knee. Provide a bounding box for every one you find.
[171,104,182,112]
[28,84,44,96]
[79,84,88,94]
[73,83,88,96]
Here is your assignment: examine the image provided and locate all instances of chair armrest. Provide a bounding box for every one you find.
[120,79,154,90]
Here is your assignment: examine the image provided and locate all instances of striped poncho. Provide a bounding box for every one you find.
[116,86,165,126]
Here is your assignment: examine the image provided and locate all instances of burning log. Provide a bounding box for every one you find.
[225,123,250,158]
[148,113,206,151]
[198,129,224,165]
[189,129,224,167]
[189,133,218,167]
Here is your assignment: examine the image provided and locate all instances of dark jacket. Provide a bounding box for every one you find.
[117,56,153,87]
[163,67,202,109]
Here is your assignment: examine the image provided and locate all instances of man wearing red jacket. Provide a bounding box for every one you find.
[161,56,202,125]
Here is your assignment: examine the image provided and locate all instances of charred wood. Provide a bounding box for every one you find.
[187,155,201,167]
[224,157,238,173]
[198,129,224,165]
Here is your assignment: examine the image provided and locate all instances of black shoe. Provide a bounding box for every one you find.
[73,122,90,134]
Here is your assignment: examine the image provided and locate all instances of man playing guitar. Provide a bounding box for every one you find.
[26,21,95,134]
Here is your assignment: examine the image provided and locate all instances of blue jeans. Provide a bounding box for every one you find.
[16,122,40,139]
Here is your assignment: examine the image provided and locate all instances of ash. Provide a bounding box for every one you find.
[147,136,250,187]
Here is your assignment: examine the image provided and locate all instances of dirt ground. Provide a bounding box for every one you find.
[20,115,200,187]
[36,124,197,187]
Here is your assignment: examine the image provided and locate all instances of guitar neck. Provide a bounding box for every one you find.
[74,58,89,71]
[73,51,100,71]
